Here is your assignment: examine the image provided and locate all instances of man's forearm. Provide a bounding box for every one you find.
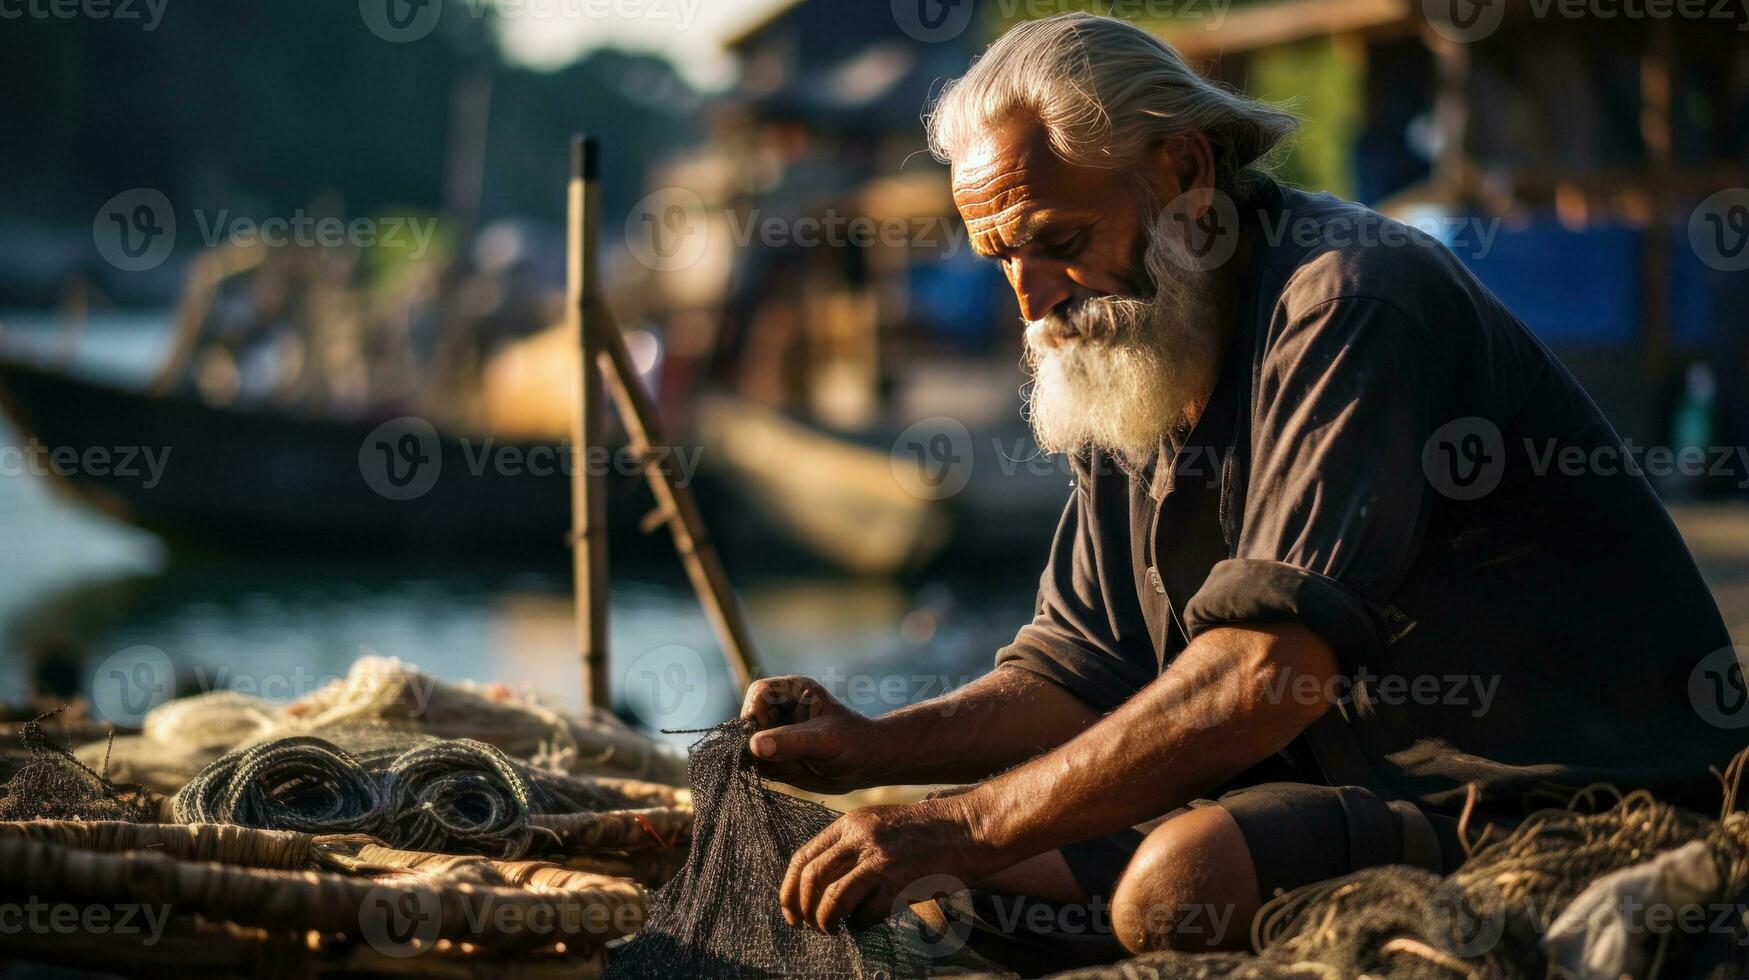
[954,624,1336,866]
[863,665,1101,786]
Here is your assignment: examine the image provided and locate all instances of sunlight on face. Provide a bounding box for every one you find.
[951,119,1226,469]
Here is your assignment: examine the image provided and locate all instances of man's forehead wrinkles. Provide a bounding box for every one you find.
[952,159,1032,197]
[964,202,1043,256]
[962,196,1035,230]
[954,180,1034,223]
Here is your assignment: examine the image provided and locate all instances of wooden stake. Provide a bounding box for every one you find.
[566,134,763,707]
[592,331,762,695]
[569,135,611,710]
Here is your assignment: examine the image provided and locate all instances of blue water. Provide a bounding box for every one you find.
[0,312,1030,741]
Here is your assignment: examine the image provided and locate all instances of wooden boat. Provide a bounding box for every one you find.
[0,355,654,561]
[692,395,952,576]
[692,393,1067,576]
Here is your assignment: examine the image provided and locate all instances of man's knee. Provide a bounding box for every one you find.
[1110,806,1260,954]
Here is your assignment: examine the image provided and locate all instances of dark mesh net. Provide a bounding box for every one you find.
[605,720,930,980]
[0,709,154,822]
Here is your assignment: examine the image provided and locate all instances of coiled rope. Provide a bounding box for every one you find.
[377,738,533,859]
[168,734,646,859]
[172,736,386,836]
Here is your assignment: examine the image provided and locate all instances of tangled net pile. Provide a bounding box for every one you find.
[1050,756,1749,980]
[0,710,152,822]
[605,720,929,980]
[170,732,642,858]
[80,657,688,794]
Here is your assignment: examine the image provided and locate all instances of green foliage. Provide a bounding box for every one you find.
[0,0,701,239]
[1244,37,1361,197]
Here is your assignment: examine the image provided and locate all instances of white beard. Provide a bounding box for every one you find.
[1022,216,1225,471]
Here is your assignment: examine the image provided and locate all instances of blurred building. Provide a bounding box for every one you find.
[645,0,1748,463]
[1155,0,1749,447]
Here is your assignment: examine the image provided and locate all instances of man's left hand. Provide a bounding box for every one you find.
[780,797,994,932]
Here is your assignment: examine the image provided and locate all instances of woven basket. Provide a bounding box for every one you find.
[0,808,693,978]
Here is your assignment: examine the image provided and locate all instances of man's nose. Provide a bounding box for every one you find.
[1008,257,1074,323]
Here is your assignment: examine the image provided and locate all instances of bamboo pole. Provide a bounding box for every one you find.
[568,135,611,709]
[566,134,762,704]
[592,336,762,695]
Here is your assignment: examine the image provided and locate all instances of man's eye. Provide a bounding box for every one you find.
[1041,231,1085,258]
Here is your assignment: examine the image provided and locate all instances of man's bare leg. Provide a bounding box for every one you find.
[1111,806,1260,953]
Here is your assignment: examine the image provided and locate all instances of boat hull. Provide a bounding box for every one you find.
[0,357,652,560]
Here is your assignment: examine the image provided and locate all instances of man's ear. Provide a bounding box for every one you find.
[1145,132,1217,202]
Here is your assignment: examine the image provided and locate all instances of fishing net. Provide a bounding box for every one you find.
[374,737,536,858]
[171,735,387,835]
[350,726,657,813]
[81,657,688,793]
[0,709,154,822]
[143,690,278,751]
[170,732,649,858]
[1041,760,1749,980]
[604,720,931,980]
[282,656,687,783]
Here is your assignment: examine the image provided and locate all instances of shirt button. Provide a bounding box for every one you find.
[1146,566,1165,594]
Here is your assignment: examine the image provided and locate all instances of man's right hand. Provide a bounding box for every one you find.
[740,676,880,794]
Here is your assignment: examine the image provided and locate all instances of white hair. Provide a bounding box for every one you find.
[925,12,1298,198]
[1022,212,1223,469]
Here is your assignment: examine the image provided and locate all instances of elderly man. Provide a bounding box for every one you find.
[741,11,1738,964]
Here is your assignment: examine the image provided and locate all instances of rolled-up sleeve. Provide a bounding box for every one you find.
[1184,295,1448,668]
[997,462,1155,713]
